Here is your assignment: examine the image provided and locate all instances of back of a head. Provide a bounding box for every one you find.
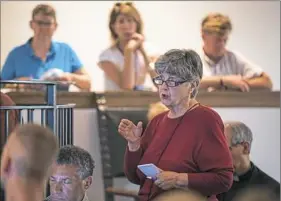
[9,123,58,182]
[152,189,207,201]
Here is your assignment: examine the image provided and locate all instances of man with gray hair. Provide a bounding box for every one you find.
[217,121,280,201]
[44,145,95,201]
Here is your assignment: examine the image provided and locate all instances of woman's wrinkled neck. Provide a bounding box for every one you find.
[168,98,198,118]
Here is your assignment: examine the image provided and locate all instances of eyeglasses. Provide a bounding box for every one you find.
[152,76,187,87]
[32,20,55,27]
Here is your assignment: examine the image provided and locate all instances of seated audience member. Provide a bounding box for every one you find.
[1,4,91,91]
[0,92,18,154]
[98,2,159,91]
[198,13,272,92]
[152,189,206,201]
[118,49,233,201]
[44,145,95,201]
[217,121,280,201]
[1,123,59,201]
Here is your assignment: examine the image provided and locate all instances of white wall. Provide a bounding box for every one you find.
[1,1,280,91]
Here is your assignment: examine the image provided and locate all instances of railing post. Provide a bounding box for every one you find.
[45,83,57,136]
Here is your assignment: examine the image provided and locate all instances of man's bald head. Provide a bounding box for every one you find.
[152,189,206,201]
[1,123,59,183]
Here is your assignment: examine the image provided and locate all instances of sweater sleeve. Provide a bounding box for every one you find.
[124,146,144,184]
[124,118,157,184]
[188,110,234,196]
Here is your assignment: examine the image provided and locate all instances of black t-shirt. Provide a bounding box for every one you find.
[217,162,280,201]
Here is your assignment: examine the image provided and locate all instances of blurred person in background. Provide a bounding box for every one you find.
[152,189,206,201]
[1,123,58,201]
[217,121,280,201]
[1,4,91,91]
[98,1,159,91]
[198,13,272,92]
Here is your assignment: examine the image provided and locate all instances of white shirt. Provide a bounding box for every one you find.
[198,48,263,79]
[98,42,159,91]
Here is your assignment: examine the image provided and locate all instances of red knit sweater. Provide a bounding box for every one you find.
[124,104,233,201]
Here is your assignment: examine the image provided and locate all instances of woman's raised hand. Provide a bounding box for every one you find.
[118,119,143,150]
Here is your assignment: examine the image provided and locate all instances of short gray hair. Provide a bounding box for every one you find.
[224,121,253,151]
[154,49,203,98]
[56,145,95,179]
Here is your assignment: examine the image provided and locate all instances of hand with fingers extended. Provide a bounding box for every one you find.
[118,119,143,151]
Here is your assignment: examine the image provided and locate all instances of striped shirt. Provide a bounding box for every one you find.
[44,194,89,201]
[199,49,263,79]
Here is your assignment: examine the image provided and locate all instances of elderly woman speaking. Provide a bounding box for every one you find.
[118,49,233,201]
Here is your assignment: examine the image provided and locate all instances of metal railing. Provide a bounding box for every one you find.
[0,80,75,147]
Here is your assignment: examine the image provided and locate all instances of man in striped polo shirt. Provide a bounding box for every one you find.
[198,13,273,92]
